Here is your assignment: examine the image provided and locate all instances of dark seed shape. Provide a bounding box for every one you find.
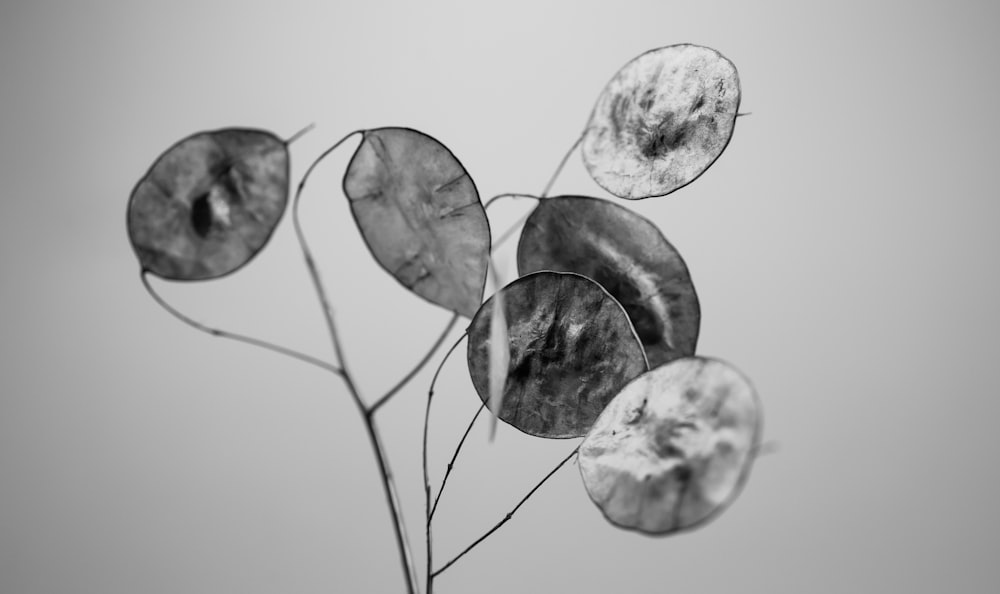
[127,128,289,281]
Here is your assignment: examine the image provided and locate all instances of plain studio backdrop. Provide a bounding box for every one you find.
[1,1,998,592]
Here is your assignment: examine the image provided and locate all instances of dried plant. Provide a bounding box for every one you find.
[126,43,762,594]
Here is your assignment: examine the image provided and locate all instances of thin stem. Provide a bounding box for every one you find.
[540,133,583,198]
[483,192,540,211]
[429,401,485,521]
[431,446,580,578]
[294,129,421,594]
[482,193,541,253]
[293,129,364,381]
[486,136,582,254]
[422,133,584,586]
[491,215,529,252]
[366,420,420,594]
[423,333,468,594]
[369,313,460,414]
[285,122,316,145]
[139,271,342,376]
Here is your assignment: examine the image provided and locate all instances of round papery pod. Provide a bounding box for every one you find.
[579,357,761,535]
[467,271,648,439]
[127,128,289,280]
[582,44,740,200]
[342,127,490,319]
[517,195,699,368]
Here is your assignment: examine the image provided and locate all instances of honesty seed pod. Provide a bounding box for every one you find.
[127,128,290,281]
[343,127,490,318]
[518,195,699,368]
[579,357,762,535]
[582,44,740,200]
[467,271,648,438]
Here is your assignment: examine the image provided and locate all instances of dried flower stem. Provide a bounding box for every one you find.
[431,446,580,578]
[294,130,421,594]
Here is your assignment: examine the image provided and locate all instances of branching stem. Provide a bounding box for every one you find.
[285,123,316,145]
[483,192,540,211]
[139,271,342,376]
[431,446,580,578]
[540,132,583,198]
[294,129,421,594]
[429,402,485,521]
[422,332,468,594]
[487,134,584,253]
[369,313,460,414]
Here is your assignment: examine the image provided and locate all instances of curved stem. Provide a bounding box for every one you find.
[540,133,583,198]
[421,133,586,585]
[431,446,580,578]
[369,313,460,414]
[483,192,540,211]
[423,333,468,594]
[285,123,316,145]
[429,401,485,521]
[294,129,420,594]
[491,216,529,253]
[486,135,582,254]
[293,129,364,380]
[484,194,541,253]
[139,271,342,376]
[364,417,419,593]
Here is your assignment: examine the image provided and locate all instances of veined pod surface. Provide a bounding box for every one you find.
[517,195,699,368]
[343,127,489,318]
[582,44,740,199]
[579,357,761,534]
[467,271,648,438]
[127,128,289,280]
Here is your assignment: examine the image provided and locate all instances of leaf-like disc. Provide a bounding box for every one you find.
[517,196,699,368]
[127,128,289,280]
[343,127,489,318]
[467,271,648,439]
[582,44,740,199]
[579,357,761,535]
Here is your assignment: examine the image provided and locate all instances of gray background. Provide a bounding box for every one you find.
[2,0,998,592]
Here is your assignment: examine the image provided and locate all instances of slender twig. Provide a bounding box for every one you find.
[382,193,535,433]
[139,271,342,376]
[429,401,485,521]
[294,129,421,594]
[422,133,585,586]
[285,123,316,145]
[483,192,539,211]
[487,135,583,254]
[491,215,530,251]
[431,446,580,578]
[484,194,541,253]
[293,129,364,381]
[369,313,460,415]
[540,133,583,198]
[423,332,468,594]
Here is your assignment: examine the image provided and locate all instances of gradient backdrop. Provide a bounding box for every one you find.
[2,1,998,592]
